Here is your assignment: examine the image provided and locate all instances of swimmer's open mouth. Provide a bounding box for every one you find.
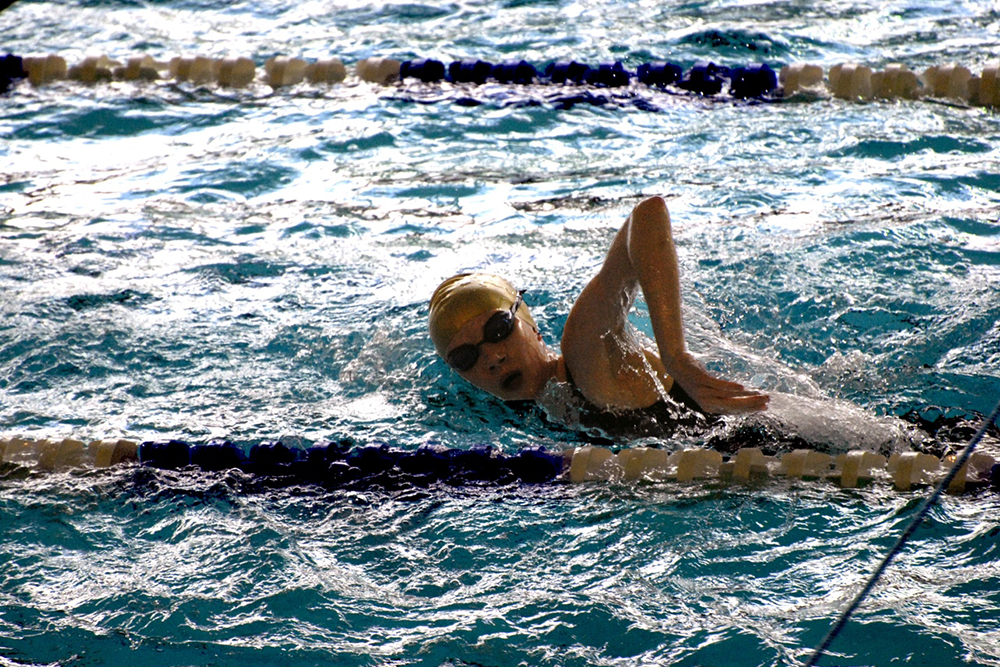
[501,371,523,392]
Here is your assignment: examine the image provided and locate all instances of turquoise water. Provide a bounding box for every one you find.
[2,0,1000,665]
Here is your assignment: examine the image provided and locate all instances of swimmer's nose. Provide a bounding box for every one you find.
[483,348,506,372]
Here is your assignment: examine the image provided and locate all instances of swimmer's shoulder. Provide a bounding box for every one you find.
[561,334,671,411]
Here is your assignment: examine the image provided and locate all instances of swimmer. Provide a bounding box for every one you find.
[429,196,770,417]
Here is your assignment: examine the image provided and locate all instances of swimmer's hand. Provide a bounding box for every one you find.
[668,352,769,414]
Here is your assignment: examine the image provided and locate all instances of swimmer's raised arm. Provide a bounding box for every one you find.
[562,196,769,414]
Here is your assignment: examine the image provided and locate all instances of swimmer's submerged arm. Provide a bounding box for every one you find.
[623,197,769,414]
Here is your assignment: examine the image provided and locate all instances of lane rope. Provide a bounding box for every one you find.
[2,52,998,108]
[2,433,998,493]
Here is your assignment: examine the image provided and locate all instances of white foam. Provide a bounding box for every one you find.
[762,391,925,454]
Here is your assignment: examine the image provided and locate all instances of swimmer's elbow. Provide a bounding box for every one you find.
[626,196,673,259]
[628,197,670,237]
[633,196,667,218]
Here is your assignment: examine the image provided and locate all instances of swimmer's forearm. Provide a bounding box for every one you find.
[625,197,687,367]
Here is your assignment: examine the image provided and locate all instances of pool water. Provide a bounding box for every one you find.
[2,0,1000,665]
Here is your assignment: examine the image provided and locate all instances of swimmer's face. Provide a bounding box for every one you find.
[445,309,553,401]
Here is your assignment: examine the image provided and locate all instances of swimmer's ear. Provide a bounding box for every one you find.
[522,318,541,339]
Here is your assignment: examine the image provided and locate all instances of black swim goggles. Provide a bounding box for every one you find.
[446,290,526,372]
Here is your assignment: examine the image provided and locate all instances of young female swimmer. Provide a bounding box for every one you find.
[428,196,769,416]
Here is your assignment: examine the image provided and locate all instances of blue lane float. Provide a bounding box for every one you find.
[447,59,493,85]
[730,63,779,99]
[137,438,567,487]
[678,60,729,95]
[543,60,594,85]
[492,60,538,85]
[585,62,630,87]
[399,58,445,83]
[0,53,25,94]
[637,61,683,88]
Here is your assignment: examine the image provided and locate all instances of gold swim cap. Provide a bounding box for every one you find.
[428,273,536,357]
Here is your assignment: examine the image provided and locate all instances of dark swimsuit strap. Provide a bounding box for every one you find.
[563,365,707,415]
